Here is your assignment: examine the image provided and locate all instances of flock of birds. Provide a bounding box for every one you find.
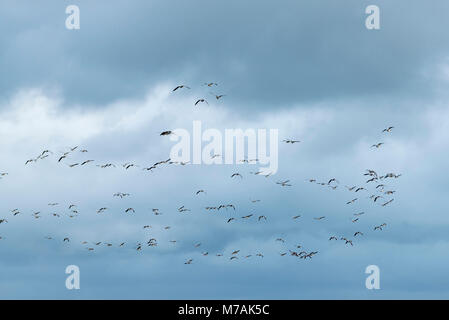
[0,82,400,265]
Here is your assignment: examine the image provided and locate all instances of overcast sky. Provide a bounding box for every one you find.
[1,1,449,299]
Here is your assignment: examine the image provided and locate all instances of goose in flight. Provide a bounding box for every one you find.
[196,190,206,195]
[364,169,378,177]
[329,236,338,241]
[346,198,358,204]
[81,160,94,166]
[282,139,300,144]
[366,177,378,183]
[160,131,175,136]
[290,251,300,257]
[381,173,402,179]
[231,173,243,179]
[195,99,208,106]
[154,159,171,166]
[382,199,394,207]
[314,216,325,221]
[374,223,387,231]
[152,208,163,215]
[114,192,130,198]
[354,232,364,237]
[42,152,53,159]
[123,163,139,170]
[218,204,235,211]
[262,172,272,178]
[98,163,116,168]
[292,215,301,220]
[211,93,226,100]
[276,180,292,187]
[173,85,191,92]
[382,126,394,133]
[178,206,190,213]
[371,143,384,149]
[258,215,267,221]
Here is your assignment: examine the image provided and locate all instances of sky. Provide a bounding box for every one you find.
[1,0,449,299]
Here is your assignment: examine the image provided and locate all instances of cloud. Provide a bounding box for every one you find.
[0,85,449,298]
[2,1,449,299]
[2,0,449,109]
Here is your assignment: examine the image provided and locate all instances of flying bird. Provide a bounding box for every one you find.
[195,99,208,106]
[371,143,384,149]
[276,180,292,187]
[282,139,300,144]
[173,85,191,92]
